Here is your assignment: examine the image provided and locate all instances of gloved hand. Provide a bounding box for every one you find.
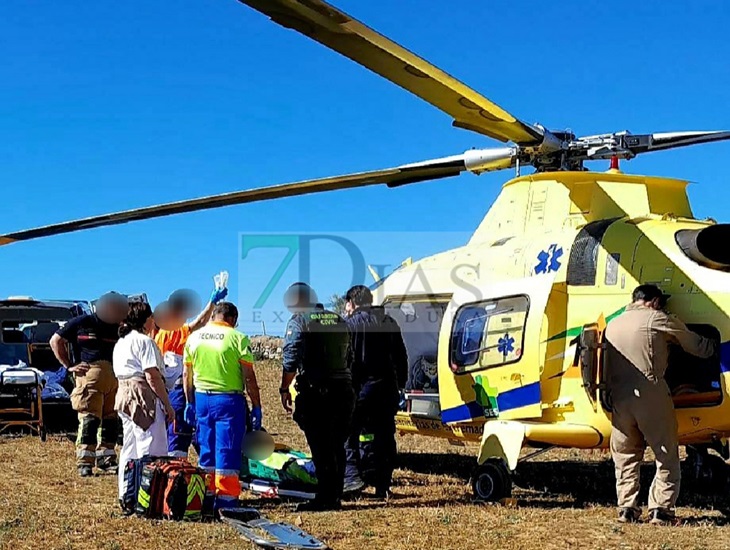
[251,406,263,431]
[183,403,196,426]
[210,287,228,305]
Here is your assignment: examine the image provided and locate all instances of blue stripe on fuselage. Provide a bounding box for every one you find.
[440,381,541,424]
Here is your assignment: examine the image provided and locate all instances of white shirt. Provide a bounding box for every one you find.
[113,330,164,379]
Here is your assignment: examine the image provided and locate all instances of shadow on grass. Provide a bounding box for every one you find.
[396,451,474,479]
[397,451,730,513]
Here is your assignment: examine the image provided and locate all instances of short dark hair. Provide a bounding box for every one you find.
[345,285,373,307]
[632,284,666,304]
[212,301,238,324]
[119,302,153,338]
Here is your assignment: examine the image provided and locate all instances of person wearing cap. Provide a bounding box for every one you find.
[280,282,355,512]
[183,301,262,511]
[50,292,129,477]
[604,284,716,525]
[155,284,228,458]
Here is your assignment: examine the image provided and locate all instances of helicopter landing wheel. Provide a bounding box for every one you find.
[471,458,512,502]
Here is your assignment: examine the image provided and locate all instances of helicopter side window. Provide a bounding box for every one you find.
[605,253,620,286]
[450,295,528,373]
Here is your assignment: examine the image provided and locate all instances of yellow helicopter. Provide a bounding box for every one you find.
[3,0,730,502]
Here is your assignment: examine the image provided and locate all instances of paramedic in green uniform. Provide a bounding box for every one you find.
[183,302,262,510]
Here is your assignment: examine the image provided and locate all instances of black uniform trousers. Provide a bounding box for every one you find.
[345,380,399,492]
[294,379,355,505]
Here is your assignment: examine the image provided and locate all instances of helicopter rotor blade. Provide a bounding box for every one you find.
[626,130,730,155]
[237,0,543,146]
[565,130,730,162]
[0,148,517,247]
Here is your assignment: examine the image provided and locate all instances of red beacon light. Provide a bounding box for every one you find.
[609,155,621,172]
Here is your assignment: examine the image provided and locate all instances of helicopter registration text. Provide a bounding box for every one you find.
[395,413,484,441]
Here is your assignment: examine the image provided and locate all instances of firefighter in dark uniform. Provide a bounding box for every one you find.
[342,285,408,498]
[279,282,355,512]
[50,292,129,477]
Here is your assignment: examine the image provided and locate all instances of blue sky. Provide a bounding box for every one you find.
[1,1,729,335]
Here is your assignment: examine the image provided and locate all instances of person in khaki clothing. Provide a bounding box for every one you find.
[604,284,716,525]
[51,292,129,477]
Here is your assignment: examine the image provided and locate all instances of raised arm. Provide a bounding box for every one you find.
[188,287,229,332]
[656,313,716,359]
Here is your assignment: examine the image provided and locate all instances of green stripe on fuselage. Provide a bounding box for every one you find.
[546,306,626,343]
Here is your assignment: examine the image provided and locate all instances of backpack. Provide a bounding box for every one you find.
[121,455,160,515]
[135,458,208,521]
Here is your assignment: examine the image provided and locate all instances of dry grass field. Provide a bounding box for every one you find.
[1,360,730,549]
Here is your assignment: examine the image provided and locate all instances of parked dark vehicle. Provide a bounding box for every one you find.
[0,297,92,433]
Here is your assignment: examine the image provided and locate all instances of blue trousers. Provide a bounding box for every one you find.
[167,386,197,457]
[196,391,246,509]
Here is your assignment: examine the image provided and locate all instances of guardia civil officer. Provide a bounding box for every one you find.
[280,282,355,512]
[342,285,408,498]
[604,284,715,525]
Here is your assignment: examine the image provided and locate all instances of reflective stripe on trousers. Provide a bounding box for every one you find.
[195,392,246,509]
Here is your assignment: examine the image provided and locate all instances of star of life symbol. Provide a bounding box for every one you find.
[535,244,563,274]
[497,334,515,357]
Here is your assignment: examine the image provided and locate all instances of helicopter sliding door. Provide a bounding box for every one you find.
[438,276,554,423]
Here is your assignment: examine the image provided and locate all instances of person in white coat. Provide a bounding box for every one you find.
[113,301,175,503]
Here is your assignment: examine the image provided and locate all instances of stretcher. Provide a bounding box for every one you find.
[240,447,317,501]
[219,508,327,550]
[0,365,46,440]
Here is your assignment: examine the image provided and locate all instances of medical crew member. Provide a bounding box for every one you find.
[155,284,228,457]
[51,292,129,477]
[280,282,355,511]
[113,302,175,505]
[604,284,716,524]
[183,302,262,510]
[343,285,408,498]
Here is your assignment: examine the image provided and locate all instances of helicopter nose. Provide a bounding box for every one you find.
[676,224,730,270]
